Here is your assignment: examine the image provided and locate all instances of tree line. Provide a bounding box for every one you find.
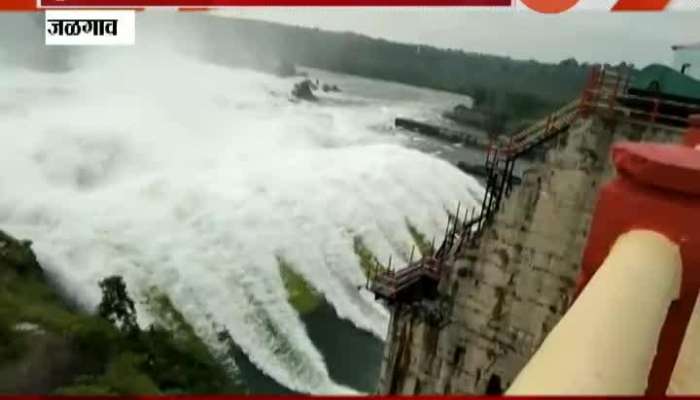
[189,15,607,128]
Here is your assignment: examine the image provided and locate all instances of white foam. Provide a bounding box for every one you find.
[0,34,483,393]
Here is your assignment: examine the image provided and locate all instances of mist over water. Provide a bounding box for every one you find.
[0,13,483,394]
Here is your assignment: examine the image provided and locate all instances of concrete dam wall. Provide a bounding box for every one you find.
[375,112,686,395]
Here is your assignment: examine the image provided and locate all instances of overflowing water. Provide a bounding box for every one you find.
[0,14,484,394]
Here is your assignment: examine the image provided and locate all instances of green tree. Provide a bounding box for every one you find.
[470,86,489,108]
[97,276,139,336]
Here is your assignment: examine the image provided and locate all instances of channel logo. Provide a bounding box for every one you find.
[519,0,674,12]
[520,0,578,12]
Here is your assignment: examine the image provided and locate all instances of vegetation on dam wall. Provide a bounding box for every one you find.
[278,256,324,315]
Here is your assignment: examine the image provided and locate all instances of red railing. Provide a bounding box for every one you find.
[367,202,482,302]
[368,65,700,305]
[581,65,700,127]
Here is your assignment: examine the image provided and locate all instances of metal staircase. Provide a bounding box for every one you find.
[367,96,584,304]
[366,64,700,320]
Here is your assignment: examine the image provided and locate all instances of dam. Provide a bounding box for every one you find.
[369,65,700,395]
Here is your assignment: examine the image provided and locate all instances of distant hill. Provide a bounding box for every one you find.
[185,14,607,133]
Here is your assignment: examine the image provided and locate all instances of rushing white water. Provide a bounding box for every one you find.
[0,21,483,394]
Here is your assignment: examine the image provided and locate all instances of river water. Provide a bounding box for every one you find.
[0,21,488,394]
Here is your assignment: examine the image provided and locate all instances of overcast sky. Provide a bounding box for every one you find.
[216,4,700,67]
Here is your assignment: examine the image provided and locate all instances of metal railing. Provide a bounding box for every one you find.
[367,65,700,305]
[366,202,482,302]
[581,66,700,127]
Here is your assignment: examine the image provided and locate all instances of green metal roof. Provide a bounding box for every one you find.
[629,64,700,101]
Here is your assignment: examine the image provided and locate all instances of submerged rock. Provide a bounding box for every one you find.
[291,79,318,102]
[443,103,487,128]
[321,83,341,93]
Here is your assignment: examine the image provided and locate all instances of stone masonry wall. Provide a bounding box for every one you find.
[376,113,686,395]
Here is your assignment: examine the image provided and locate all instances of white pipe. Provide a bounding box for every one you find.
[667,294,700,394]
[507,230,682,395]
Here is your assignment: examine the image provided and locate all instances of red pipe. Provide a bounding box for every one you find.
[580,142,700,394]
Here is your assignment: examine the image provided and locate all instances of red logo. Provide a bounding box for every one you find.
[520,0,579,13]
